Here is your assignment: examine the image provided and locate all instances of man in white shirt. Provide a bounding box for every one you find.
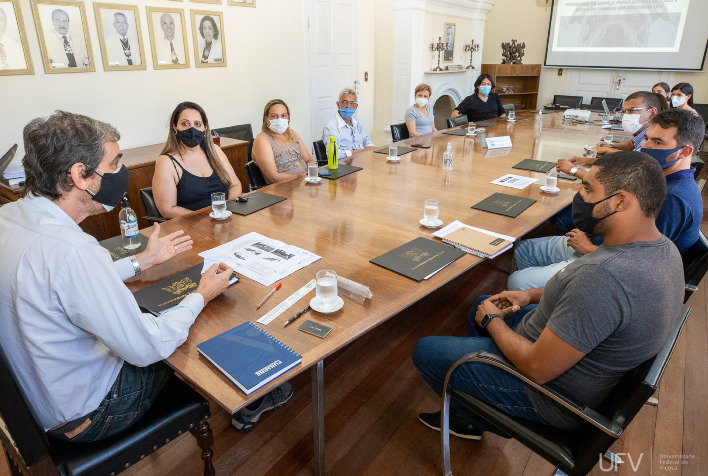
[0,6,26,70]
[45,8,88,68]
[322,87,375,158]
[105,11,141,66]
[0,111,234,442]
[155,12,183,65]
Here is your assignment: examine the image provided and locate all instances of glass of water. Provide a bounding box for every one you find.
[388,144,398,160]
[307,163,319,181]
[601,113,610,124]
[424,199,439,223]
[467,122,476,135]
[545,171,558,190]
[604,131,614,145]
[315,270,338,307]
[211,192,226,217]
[508,110,516,121]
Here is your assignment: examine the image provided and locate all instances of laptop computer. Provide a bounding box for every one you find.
[0,144,18,175]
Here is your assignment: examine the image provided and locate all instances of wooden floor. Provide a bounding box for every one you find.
[3,216,708,476]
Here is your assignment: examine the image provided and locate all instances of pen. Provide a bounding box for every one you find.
[283,305,311,327]
[256,282,282,310]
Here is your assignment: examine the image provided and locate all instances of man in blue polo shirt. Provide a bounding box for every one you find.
[508,108,704,291]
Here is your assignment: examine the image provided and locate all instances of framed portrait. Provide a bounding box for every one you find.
[190,10,225,67]
[443,22,455,63]
[145,6,189,69]
[191,0,221,4]
[228,0,255,7]
[0,0,33,75]
[30,0,94,73]
[93,3,146,71]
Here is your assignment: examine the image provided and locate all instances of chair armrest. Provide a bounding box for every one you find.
[143,215,168,224]
[442,351,623,437]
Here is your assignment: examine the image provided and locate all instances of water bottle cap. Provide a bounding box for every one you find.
[121,194,129,208]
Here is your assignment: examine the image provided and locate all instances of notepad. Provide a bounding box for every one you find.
[439,226,513,259]
[197,322,302,395]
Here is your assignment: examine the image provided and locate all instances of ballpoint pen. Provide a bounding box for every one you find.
[256,282,282,310]
[283,305,311,327]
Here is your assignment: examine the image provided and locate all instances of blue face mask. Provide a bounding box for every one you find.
[641,146,683,169]
[339,108,355,119]
[479,85,492,96]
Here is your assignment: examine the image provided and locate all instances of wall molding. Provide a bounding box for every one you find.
[394,0,494,20]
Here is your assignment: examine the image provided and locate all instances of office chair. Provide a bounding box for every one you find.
[139,187,167,225]
[245,161,268,191]
[312,140,328,166]
[390,123,410,142]
[440,305,690,476]
[552,95,583,109]
[0,350,215,476]
[446,115,468,128]
[682,231,708,303]
[213,124,254,161]
[590,97,623,111]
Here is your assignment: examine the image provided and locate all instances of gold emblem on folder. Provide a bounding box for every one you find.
[400,247,431,263]
[163,277,198,296]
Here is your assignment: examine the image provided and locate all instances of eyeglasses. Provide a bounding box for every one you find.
[619,107,648,114]
[339,100,358,108]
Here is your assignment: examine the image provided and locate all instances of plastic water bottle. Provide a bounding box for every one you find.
[119,195,140,250]
[535,109,543,129]
[442,143,453,171]
[327,136,338,170]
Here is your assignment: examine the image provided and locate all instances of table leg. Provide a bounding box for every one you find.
[311,360,325,475]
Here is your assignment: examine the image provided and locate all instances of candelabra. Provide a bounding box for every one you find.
[430,37,448,71]
[464,39,480,69]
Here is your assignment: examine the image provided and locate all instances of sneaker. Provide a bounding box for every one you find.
[418,411,483,440]
[232,382,294,432]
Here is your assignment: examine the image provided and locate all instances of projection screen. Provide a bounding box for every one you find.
[544,0,708,70]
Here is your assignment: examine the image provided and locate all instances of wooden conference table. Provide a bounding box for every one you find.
[126,112,602,474]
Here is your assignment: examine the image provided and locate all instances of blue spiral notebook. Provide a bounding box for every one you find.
[197,322,302,395]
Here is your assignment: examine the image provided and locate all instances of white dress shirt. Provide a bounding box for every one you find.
[46,29,88,68]
[105,33,141,66]
[155,35,184,65]
[0,35,26,70]
[0,195,204,430]
[322,113,374,158]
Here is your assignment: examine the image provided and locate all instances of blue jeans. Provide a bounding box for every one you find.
[413,296,551,434]
[507,236,580,290]
[550,205,574,234]
[48,361,174,443]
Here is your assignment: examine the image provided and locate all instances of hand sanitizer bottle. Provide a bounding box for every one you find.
[119,195,140,250]
[442,143,453,171]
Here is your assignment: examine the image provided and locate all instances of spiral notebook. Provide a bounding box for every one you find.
[441,227,512,258]
[197,322,302,395]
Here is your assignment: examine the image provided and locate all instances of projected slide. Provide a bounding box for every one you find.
[554,0,687,51]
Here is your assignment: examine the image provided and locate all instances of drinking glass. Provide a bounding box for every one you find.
[211,192,226,217]
[466,122,476,135]
[307,163,319,181]
[601,113,610,124]
[315,270,338,306]
[424,199,439,222]
[604,131,614,145]
[388,144,398,160]
[508,110,516,121]
[545,171,558,189]
[584,145,597,158]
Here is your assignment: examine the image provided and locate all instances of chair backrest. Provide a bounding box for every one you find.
[245,161,267,191]
[692,103,708,124]
[446,115,468,128]
[213,124,254,161]
[139,187,165,223]
[503,104,515,115]
[591,97,623,111]
[390,123,409,142]
[313,140,328,166]
[553,95,583,108]
[692,158,704,178]
[697,178,706,192]
[682,236,708,302]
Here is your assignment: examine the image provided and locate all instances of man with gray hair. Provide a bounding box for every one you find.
[45,8,88,68]
[0,111,233,442]
[322,87,375,157]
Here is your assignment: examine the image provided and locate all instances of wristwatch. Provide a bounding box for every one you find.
[569,166,579,176]
[480,313,501,329]
[129,255,142,276]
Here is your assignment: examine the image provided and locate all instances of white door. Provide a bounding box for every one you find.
[306,0,359,147]
[566,69,674,103]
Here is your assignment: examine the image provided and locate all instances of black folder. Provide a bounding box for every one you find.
[370,237,465,282]
[133,264,203,316]
[442,129,468,136]
[226,192,286,216]
[373,146,416,156]
[99,234,149,261]
[471,193,536,218]
[318,164,362,180]
[512,159,556,173]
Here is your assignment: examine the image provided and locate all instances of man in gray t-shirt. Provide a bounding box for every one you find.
[414,151,684,438]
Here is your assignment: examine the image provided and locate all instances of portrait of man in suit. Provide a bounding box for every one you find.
[0,1,28,71]
[149,10,186,67]
[33,2,91,70]
[97,7,143,68]
[443,23,455,62]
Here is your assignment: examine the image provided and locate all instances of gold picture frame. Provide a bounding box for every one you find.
[145,6,189,69]
[228,0,255,7]
[30,0,94,73]
[0,0,34,75]
[93,3,146,71]
[443,22,455,63]
[190,9,225,67]
[191,0,222,4]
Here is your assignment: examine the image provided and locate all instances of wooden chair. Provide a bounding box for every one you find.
[245,161,268,191]
[390,123,410,142]
[213,124,254,161]
[139,187,167,225]
[440,306,690,476]
[0,349,215,476]
[312,140,328,166]
[446,115,468,129]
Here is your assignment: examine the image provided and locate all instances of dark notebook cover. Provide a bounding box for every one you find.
[471,193,536,218]
[318,164,362,180]
[197,322,302,395]
[442,129,468,136]
[370,237,466,282]
[99,234,149,261]
[226,192,287,216]
[133,264,202,316]
[373,146,416,156]
[475,121,499,127]
[512,159,556,173]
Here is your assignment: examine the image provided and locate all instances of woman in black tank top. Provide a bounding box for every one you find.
[152,102,242,218]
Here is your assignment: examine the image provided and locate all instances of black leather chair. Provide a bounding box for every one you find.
[0,350,215,476]
[590,97,623,111]
[139,187,167,225]
[213,124,254,162]
[313,140,328,166]
[553,95,583,109]
[245,161,268,191]
[692,157,704,178]
[446,115,468,129]
[682,231,708,303]
[390,123,410,142]
[440,306,690,476]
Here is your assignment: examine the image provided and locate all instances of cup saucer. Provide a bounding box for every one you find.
[540,185,560,194]
[419,218,443,228]
[387,156,401,162]
[209,210,232,220]
[310,296,344,314]
[305,176,322,184]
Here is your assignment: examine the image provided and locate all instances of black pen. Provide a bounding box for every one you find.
[283,305,311,327]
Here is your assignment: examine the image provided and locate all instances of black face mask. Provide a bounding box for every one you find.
[175,127,205,148]
[86,165,130,212]
[571,191,619,235]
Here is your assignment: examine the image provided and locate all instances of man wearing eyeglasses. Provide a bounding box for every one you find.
[322,87,375,158]
[595,91,665,154]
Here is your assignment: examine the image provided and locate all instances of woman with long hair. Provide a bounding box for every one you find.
[152,101,241,218]
[670,82,696,112]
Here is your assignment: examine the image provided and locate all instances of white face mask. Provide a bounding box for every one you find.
[621,113,645,135]
[415,97,429,107]
[671,95,687,108]
[269,118,289,134]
